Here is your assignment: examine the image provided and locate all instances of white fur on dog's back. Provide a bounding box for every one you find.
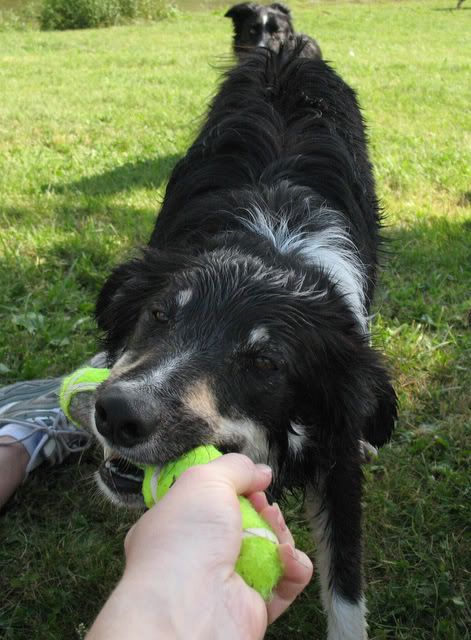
[241,205,368,331]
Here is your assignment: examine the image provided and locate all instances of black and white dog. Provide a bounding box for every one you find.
[92,40,396,639]
[225,2,322,60]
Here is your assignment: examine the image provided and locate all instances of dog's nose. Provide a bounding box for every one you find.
[95,387,155,448]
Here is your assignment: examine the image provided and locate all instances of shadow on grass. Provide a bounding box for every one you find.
[0,202,158,380]
[376,216,471,327]
[43,153,181,196]
[2,203,158,244]
[0,207,157,304]
[0,216,470,639]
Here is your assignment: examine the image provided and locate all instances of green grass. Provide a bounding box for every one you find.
[0,1,470,638]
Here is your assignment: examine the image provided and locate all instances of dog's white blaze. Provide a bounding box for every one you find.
[242,207,368,331]
[248,326,270,345]
[306,489,368,640]
[288,422,308,457]
[117,352,193,391]
[110,350,162,382]
[111,349,138,374]
[176,289,192,306]
[256,13,268,46]
[147,354,190,387]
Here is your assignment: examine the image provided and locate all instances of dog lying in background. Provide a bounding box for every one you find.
[91,38,396,640]
[225,2,322,59]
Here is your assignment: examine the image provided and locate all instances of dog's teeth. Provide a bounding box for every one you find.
[103,445,113,460]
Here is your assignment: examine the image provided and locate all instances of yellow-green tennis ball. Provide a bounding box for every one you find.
[237,495,282,600]
[60,366,110,422]
[142,445,283,601]
[142,445,222,506]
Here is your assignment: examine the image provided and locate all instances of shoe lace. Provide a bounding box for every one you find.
[0,409,92,453]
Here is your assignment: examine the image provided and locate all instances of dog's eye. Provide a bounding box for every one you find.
[254,356,277,371]
[249,26,258,35]
[152,308,169,323]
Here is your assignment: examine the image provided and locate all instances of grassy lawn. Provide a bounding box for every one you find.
[0,1,470,638]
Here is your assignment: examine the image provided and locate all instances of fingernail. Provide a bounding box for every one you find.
[294,549,313,572]
[273,503,287,532]
[250,491,268,511]
[256,463,272,477]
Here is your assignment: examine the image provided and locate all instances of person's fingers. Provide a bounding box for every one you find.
[248,491,269,513]
[267,544,314,624]
[179,453,272,497]
[248,499,309,623]
[210,453,273,495]
[258,503,295,547]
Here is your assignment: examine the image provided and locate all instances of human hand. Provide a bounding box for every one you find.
[87,454,313,640]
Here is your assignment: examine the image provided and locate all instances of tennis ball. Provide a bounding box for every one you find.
[60,366,110,422]
[142,445,283,601]
[60,368,283,599]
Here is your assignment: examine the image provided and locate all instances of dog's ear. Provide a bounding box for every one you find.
[293,319,397,450]
[224,2,257,23]
[269,2,291,16]
[328,343,397,446]
[361,367,397,447]
[95,259,138,334]
[95,249,191,356]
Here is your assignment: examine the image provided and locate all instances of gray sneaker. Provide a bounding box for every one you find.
[0,384,92,477]
[0,378,63,415]
[0,352,107,415]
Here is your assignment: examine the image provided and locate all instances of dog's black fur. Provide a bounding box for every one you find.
[225,2,322,60]
[94,41,396,638]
